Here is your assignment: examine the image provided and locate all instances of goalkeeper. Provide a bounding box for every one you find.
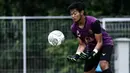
[67,2,113,73]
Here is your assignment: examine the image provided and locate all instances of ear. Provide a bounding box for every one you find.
[81,10,84,15]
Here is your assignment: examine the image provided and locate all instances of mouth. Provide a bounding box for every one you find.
[72,18,76,21]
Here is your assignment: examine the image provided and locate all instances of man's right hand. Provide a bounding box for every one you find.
[67,52,89,63]
[67,54,80,62]
[79,52,89,60]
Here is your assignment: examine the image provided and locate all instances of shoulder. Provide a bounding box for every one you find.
[86,16,97,23]
[70,23,77,33]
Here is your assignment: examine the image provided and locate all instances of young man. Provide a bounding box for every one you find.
[67,2,114,73]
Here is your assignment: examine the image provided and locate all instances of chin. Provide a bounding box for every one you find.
[75,20,79,23]
[73,20,78,23]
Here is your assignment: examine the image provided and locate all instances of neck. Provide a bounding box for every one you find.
[78,15,85,26]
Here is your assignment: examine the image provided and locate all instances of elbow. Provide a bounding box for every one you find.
[79,43,86,47]
[79,42,86,48]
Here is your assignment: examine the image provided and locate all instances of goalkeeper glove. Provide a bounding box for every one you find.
[79,52,89,60]
[67,52,89,62]
[87,49,98,60]
[67,54,80,62]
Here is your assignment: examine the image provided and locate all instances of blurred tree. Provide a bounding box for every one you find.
[0,0,129,16]
[0,0,130,72]
[46,39,84,73]
[112,0,130,16]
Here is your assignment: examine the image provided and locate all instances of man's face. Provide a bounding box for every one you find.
[70,9,81,22]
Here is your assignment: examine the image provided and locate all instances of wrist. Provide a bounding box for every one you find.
[76,51,81,55]
[93,49,98,53]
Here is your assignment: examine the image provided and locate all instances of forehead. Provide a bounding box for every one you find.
[70,9,79,13]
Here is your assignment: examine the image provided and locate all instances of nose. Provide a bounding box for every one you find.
[71,14,75,19]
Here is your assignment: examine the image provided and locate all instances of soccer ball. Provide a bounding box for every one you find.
[48,30,65,46]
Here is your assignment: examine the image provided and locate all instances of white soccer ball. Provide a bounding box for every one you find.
[48,30,65,46]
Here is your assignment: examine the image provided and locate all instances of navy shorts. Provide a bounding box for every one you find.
[84,45,113,72]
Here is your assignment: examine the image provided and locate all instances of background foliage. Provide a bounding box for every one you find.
[46,39,84,73]
[0,0,130,16]
[0,0,130,73]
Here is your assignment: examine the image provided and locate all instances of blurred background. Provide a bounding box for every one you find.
[0,0,130,16]
[0,0,130,73]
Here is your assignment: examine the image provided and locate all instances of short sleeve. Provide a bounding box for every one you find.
[71,24,78,38]
[91,20,101,34]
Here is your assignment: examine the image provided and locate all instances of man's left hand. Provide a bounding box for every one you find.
[87,49,98,60]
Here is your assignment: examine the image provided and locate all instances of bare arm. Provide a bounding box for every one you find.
[92,20,103,52]
[94,33,103,51]
[76,37,86,55]
[71,32,86,54]
[67,37,87,62]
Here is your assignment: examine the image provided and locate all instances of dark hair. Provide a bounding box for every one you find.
[68,2,85,13]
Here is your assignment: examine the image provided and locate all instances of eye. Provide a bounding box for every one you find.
[73,12,77,15]
[70,11,78,16]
